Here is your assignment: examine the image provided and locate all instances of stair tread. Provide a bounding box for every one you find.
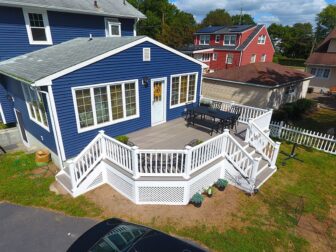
[255,167,276,188]
[56,172,72,191]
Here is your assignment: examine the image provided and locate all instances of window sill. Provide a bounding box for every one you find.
[29,41,53,46]
[30,117,50,132]
[170,100,197,109]
[77,114,140,134]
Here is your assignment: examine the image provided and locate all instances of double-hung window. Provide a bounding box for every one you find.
[23,10,52,45]
[258,35,266,44]
[73,81,139,132]
[311,67,330,79]
[215,35,220,43]
[224,35,236,46]
[106,18,121,37]
[226,54,233,64]
[170,73,197,108]
[22,83,49,130]
[199,35,210,45]
[261,54,266,62]
[250,54,256,63]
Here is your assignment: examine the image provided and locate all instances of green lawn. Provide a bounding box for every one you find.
[0,145,335,251]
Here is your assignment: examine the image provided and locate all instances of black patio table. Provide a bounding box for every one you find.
[186,106,237,135]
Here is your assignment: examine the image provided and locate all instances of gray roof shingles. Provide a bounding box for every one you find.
[0,36,145,83]
[237,25,264,50]
[0,0,146,19]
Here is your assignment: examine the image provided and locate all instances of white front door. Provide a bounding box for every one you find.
[151,78,166,126]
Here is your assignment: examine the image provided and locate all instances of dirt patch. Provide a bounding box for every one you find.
[29,163,59,179]
[86,184,244,232]
[296,213,336,252]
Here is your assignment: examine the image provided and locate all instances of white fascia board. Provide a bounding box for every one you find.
[33,37,208,86]
[192,48,214,54]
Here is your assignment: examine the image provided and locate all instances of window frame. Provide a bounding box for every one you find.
[213,53,218,61]
[143,48,151,61]
[72,79,140,133]
[257,35,266,45]
[215,35,220,43]
[261,53,266,62]
[199,35,210,45]
[105,18,121,37]
[250,54,256,63]
[169,72,199,109]
[311,67,330,79]
[22,9,53,45]
[225,53,233,64]
[223,35,236,46]
[21,83,50,131]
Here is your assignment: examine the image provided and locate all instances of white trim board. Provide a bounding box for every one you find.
[33,37,208,86]
[0,103,6,124]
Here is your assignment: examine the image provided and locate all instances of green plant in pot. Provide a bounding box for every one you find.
[216,179,228,191]
[206,187,213,197]
[190,192,204,208]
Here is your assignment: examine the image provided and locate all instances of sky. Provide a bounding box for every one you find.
[170,0,336,26]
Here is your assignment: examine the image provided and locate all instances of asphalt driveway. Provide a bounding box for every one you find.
[0,203,98,252]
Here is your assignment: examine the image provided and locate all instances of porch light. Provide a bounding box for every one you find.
[142,76,150,88]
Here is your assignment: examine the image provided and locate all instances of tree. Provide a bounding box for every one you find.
[231,14,256,25]
[201,9,232,27]
[316,4,336,42]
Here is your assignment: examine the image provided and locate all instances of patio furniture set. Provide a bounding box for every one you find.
[185,102,241,135]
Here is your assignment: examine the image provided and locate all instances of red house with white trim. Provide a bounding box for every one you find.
[180,25,275,71]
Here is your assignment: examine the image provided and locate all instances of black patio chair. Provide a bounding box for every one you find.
[230,106,242,132]
[184,102,195,122]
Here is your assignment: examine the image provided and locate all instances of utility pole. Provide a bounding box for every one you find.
[239,7,243,25]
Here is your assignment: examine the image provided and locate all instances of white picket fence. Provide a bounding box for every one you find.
[270,122,336,155]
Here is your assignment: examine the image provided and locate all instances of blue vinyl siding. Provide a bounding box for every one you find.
[4,76,57,153]
[52,42,202,158]
[0,6,135,61]
[0,81,16,123]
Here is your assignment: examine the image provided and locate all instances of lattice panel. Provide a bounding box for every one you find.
[189,167,221,197]
[138,186,185,203]
[106,169,134,200]
[86,172,103,190]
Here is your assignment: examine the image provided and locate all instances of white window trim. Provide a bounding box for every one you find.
[223,35,236,46]
[261,54,266,62]
[215,35,220,43]
[105,18,121,37]
[21,83,50,132]
[199,35,210,45]
[143,48,151,61]
[22,9,53,45]
[72,79,140,134]
[250,54,256,63]
[169,72,199,109]
[225,54,233,64]
[258,35,266,45]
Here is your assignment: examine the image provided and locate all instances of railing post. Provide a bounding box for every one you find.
[132,146,140,179]
[184,146,193,179]
[278,121,284,139]
[223,129,230,155]
[99,130,106,158]
[245,119,253,142]
[67,160,77,192]
[271,142,281,169]
[251,157,261,183]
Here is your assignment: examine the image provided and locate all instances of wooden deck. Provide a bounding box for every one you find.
[127,118,248,149]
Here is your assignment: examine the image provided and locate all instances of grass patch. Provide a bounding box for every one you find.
[0,152,102,218]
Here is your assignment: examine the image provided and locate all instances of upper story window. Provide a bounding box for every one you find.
[106,18,121,37]
[250,54,256,63]
[199,35,210,45]
[143,48,151,61]
[261,54,266,62]
[224,35,236,46]
[311,67,330,79]
[73,80,139,132]
[226,54,233,64]
[171,73,198,108]
[23,9,53,45]
[22,83,49,130]
[215,35,220,43]
[258,35,266,44]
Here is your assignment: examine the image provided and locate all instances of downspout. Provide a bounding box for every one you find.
[134,18,139,36]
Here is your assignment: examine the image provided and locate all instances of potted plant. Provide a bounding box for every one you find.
[190,192,204,208]
[215,179,228,191]
[205,187,213,197]
[115,135,129,144]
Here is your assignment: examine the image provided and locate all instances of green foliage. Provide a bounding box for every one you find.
[316,4,336,42]
[190,192,204,204]
[115,135,129,144]
[0,152,102,217]
[215,178,228,188]
[273,55,306,67]
[0,122,8,130]
[231,14,256,25]
[201,9,232,27]
[272,99,317,122]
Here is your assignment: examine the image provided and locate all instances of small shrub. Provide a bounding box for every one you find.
[190,193,204,207]
[272,99,317,122]
[115,135,129,144]
[307,87,314,94]
[216,179,228,188]
[205,187,213,197]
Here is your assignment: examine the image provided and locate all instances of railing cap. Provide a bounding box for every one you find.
[99,130,105,135]
[131,146,139,150]
[224,129,230,134]
[185,145,193,150]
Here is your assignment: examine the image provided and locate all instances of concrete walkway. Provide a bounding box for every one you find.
[0,203,97,252]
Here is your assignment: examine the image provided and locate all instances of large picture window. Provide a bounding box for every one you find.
[23,9,52,45]
[73,80,139,132]
[170,73,198,108]
[22,83,49,130]
[310,67,330,79]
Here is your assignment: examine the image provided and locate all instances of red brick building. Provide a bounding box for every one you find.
[181,25,275,71]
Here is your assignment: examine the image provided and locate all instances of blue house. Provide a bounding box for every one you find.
[0,36,206,167]
[0,0,145,124]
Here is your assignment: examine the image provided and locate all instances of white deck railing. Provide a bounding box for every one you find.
[66,129,263,190]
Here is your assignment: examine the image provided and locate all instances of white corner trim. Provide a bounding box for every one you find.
[169,71,199,109]
[48,85,66,161]
[0,103,7,124]
[33,37,207,86]
[22,8,53,45]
